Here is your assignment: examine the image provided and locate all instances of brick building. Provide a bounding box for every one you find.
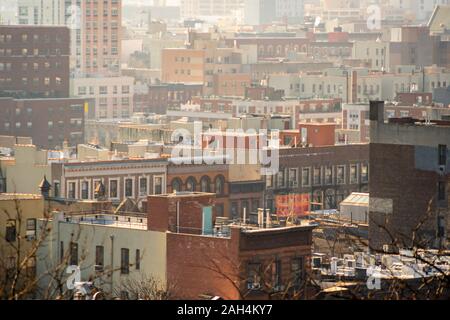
[213,73,252,97]
[167,162,229,217]
[134,83,203,114]
[161,48,205,84]
[369,101,449,252]
[0,97,85,149]
[0,25,70,98]
[267,144,370,212]
[225,35,310,60]
[147,192,316,300]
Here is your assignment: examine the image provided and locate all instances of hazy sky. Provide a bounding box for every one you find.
[123,0,181,5]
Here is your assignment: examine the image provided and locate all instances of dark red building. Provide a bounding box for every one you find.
[134,83,203,114]
[0,25,70,99]
[0,97,85,149]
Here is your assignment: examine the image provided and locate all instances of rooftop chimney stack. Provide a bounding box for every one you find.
[370,101,385,123]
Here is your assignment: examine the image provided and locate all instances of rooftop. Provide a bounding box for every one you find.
[0,193,42,201]
[60,212,147,230]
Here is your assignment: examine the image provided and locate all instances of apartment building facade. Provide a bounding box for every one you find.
[0,97,85,149]
[17,0,65,25]
[0,25,70,99]
[51,158,168,205]
[71,76,134,119]
[266,144,370,212]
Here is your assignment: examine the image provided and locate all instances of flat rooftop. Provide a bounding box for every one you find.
[0,193,42,201]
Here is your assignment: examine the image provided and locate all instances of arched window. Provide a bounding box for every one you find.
[186,177,197,192]
[215,175,225,196]
[171,178,182,192]
[200,176,211,193]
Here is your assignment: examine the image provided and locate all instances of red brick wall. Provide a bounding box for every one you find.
[299,123,336,147]
[147,193,215,233]
[166,229,241,299]
[166,226,315,300]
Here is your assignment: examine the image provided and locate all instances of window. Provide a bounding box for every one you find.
[54,182,60,197]
[325,166,333,185]
[302,168,311,186]
[121,248,129,274]
[171,178,182,192]
[361,164,369,183]
[313,167,321,186]
[186,177,196,192]
[81,181,89,199]
[216,203,224,217]
[60,241,64,263]
[277,170,285,187]
[68,182,76,199]
[5,220,16,242]
[135,249,140,270]
[139,177,147,196]
[26,218,36,239]
[349,164,358,184]
[291,257,304,288]
[438,145,447,166]
[271,260,282,291]
[215,176,225,195]
[153,176,163,195]
[70,242,78,266]
[200,176,211,192]
[125,178,133,198]
[109,180,118,198]
[337,166,346,184]
[438,181,446,201]
[289,168,298,188]
[247,262,261,290]
[95,246,104,271]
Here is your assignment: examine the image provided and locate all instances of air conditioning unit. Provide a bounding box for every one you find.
[26,234,35,241]
[94,265,104,272]
[438,165,446,175]
[248,283,261,290]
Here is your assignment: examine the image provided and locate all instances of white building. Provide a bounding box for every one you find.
[36,212,167,299]
[244,0,304,25]
[71,76,135,119]
[181,0,244,18]
[17,0,65,25]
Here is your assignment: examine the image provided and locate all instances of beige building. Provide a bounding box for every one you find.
[352,40,390,72]
[0,193,46,298]
[2,144,52,195]
[71,76,134,120]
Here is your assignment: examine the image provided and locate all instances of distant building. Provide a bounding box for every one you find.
[0,25,70,99]
[244,0,304,25]
[70,76,134,120]
[267,144,369,212]
[0,97,85,149]
[51,158,168,205]
[181,0,244,18]
[17,0,65,25]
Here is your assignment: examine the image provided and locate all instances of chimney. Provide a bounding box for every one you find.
[370,101,385,123]
[39,175,52,199]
